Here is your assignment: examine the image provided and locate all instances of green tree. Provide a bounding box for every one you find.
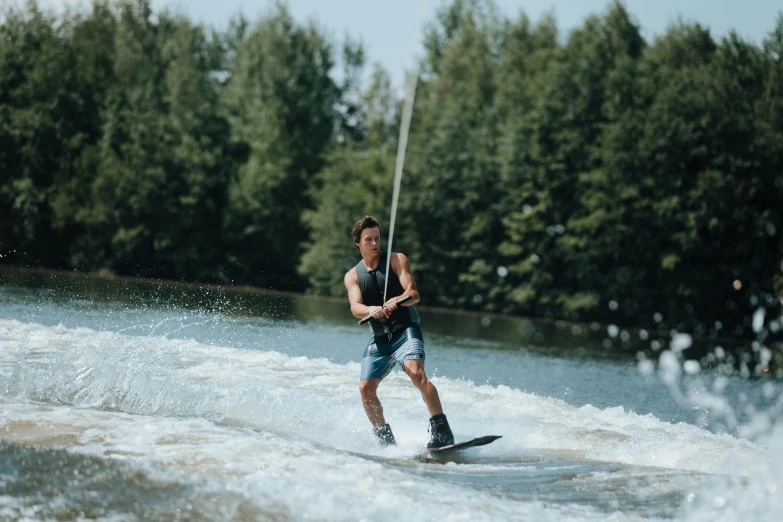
[492,12,558,312]
[50,1,234,280]
[0,1,89,266]
[763,16,783,306]
[403,5,502,310]
[501,2,645,320]
[221,3,338,289]
[300,65,397,296]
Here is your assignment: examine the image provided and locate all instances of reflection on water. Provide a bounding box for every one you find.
[0,265,780,521]
[1,265,777,431]
[2,265,774,363]
[0,442,283,522]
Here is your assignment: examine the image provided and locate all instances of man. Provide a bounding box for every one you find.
[344,215,455,449]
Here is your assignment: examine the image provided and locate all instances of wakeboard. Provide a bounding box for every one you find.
[427,435,502,454]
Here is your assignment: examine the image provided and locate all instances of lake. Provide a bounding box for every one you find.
[1,266,780,521]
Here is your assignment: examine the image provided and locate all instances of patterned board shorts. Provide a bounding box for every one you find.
[360,325,425,381]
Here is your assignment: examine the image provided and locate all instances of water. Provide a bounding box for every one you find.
[0,266,780,521]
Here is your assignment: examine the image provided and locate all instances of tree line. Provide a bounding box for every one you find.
[2,0,782,338]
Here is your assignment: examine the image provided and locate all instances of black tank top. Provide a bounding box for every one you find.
[356,251,420,337]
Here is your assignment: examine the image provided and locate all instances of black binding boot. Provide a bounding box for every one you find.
[373,423,396,446]
[427,413,455,450]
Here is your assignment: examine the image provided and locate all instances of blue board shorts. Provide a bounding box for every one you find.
[360,325,425,381]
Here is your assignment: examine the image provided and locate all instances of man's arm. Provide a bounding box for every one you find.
[386,253,420,313]
[344,268,391,320]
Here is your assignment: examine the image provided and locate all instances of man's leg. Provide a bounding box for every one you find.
[359,378,386,426]
[403,359,443,416]
[404,359,454,448]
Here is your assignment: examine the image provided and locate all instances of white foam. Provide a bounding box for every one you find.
[0,402,594,521]
[1,319,780,520]
[0,319,767,475]
[680,422,783,522]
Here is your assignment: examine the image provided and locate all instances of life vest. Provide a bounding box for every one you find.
[355,251,420,338]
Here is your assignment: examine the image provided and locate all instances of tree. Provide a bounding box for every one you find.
[501,2,646,320]
[0,1,89,267]
[221,3,338,289]
[48,1,235,280]
[493,12,558,313]
[300,65,397,296]
[402,5,502,309]
[762,15,783,305]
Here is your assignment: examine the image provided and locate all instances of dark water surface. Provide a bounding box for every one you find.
[1,266,779,521]
[1,266,773,428]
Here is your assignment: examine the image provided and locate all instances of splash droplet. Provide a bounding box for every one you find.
[638,359,654,376]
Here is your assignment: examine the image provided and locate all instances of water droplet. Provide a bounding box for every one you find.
[752,307,765,333]
[480,317,491,327]
[522,204,532,214]
[638,359,654,376]
[608,300,618,311]
[683,360,701,374]
[653,312,663,323]
[496,266,508,278]
[607,325,619,338]
[518,320,535,337]
[639,329,649,341]
[659,351,681,385]
[670,333,692,352]
[733,280,742,290]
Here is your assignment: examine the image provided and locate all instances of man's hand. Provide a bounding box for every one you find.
[370,296,402,320]
[384,297,399,314]
[371,306,389,320]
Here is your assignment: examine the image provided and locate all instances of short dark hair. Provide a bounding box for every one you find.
[352,216,381,247]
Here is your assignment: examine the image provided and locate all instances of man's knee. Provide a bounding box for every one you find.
[406,364,428,387]
[360,379,379,396]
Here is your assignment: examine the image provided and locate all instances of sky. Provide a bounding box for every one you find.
[34,0,783,90]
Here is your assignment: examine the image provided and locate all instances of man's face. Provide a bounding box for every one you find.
[357,227,381,257]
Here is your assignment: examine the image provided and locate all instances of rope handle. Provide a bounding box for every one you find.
[358,294,414,325]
